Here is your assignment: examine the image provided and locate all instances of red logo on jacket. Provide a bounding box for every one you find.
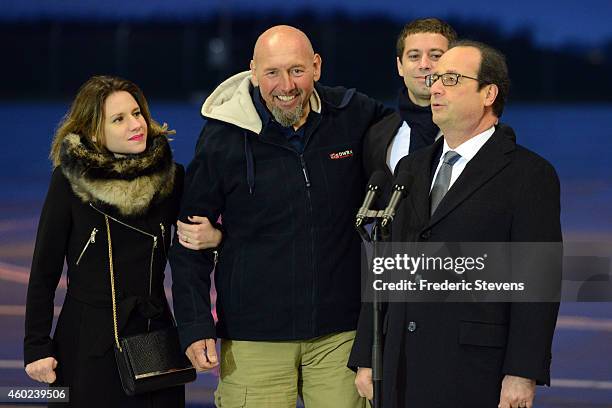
[329,149,353,160]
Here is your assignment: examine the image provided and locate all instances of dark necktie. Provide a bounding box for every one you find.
[430,151,461,215]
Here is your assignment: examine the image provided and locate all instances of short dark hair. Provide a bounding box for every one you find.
[450,39,510,117]
[396,18,458,58]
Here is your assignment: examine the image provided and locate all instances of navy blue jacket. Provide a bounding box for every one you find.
[170,72,391,350]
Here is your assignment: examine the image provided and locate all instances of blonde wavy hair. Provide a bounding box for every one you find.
[50,75,175,167]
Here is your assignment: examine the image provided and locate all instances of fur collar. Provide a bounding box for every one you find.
[60,133,176,217]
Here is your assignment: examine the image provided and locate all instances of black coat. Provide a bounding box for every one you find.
[24,134,185,407]
[362,112,403,204]
[363,89,441,206]
[349,125,561,408]
[170,74,392,350]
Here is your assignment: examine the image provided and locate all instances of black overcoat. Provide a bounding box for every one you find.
[350,125,561,408]
[24,134,185,407]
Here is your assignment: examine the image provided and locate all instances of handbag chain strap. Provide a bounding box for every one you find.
[105,215,123,352]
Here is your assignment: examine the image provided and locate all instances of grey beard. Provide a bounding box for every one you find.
[271,104,304,128]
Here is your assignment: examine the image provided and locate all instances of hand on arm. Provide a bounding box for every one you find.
[177,216,222,250]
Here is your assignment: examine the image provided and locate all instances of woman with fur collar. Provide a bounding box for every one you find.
[24,76,188,407]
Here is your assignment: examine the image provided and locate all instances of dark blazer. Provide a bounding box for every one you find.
[362,112,406,213]
[363,112,404,181]
[349,124,561,408]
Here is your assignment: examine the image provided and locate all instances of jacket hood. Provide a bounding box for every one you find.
[59,133,176,217]
[201,71,324,134]
[201,71,358,195]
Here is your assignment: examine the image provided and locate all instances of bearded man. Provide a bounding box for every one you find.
[169,25,391,408]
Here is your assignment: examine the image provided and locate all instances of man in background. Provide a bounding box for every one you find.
[351,17,458,397]
[363,18,457,184]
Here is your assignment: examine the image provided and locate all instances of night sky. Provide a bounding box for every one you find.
[3,0,612,47]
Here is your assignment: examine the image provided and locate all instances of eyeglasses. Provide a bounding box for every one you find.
[425,72,481,87]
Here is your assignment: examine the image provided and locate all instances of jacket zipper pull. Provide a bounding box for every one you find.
[153,236,158,248]
[159,223,166,246]
[300,156,311,188]
[90,228,98,243]
[213,250,219,267]
[76,228,98,265]
[159,223,169,257]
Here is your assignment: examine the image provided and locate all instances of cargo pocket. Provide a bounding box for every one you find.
[215,381,247,408]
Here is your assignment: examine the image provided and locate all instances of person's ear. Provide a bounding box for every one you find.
[250,60,259,86]
[397,57,404,78]
[484,84,498,107]
[313,54,322,81]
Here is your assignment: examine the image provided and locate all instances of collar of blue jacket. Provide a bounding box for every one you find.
[251,85,314,153]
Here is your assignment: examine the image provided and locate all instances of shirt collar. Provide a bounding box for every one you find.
[252,85,272,127]
[441,126,496,162]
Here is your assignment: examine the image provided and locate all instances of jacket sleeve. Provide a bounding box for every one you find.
[348,301,374,370]
[503,159,562,385]
[24,168,72,365]
[169,123,226,352]
[365,95,395,129]
[169,164,185,223]
[348,89,394,137]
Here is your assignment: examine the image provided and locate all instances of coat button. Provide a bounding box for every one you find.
[407,321,417,332]
[420,230,431,240]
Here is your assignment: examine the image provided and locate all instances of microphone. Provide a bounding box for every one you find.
[355,170,387,227]
[381,171,414,227]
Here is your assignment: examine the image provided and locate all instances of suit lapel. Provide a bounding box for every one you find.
[427,125,516,228]
[407,139,443,225]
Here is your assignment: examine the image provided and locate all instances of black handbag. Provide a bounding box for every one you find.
[113,327,196,396]
[104,215,196,396]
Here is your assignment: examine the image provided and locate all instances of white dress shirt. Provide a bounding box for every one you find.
[387,122,443,173]
[387,121,411,173]
[430,126,496,192]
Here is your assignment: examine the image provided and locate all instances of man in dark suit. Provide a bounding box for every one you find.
[350,40,561,408]
[363,18,456,194]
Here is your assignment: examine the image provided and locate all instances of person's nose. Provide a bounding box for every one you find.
[419,55,433,71]
[279,72,296,93]
[430,76,444,96]
[129,115,142,131]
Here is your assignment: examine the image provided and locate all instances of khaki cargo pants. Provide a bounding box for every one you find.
[214,330,367,408]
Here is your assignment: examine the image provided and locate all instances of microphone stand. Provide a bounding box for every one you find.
[356,171,411,408]
[371,220,384,408]
[356,211,390,408]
